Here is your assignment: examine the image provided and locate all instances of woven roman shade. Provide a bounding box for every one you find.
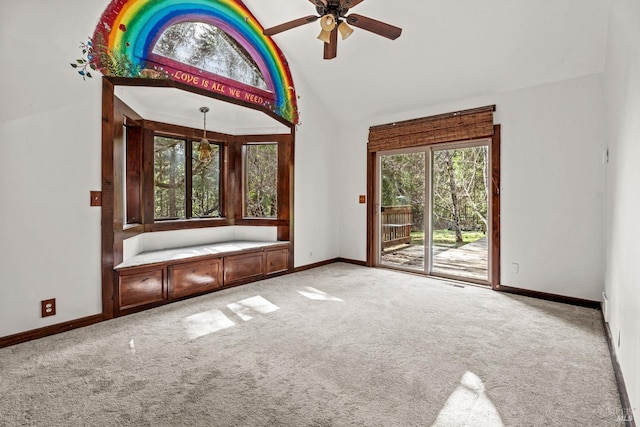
[368,105,496,152]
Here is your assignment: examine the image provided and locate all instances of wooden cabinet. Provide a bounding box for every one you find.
[115,242,289,315]
[169,258,223,299]
[266,247,288,275]
[224,252,265,285]
[118,267,166,310]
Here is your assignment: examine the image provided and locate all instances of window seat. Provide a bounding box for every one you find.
[116,240,287,269]
[113,240,290,315]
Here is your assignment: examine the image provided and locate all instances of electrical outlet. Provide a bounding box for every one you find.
[41,299,56,317]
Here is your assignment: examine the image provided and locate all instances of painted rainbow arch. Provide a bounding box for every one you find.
[92,0,298,124]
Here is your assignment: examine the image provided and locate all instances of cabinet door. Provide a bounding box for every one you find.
[266,248,288,275]
[224,252,264,284]
[118,268,166,311]
[169,258,223,299]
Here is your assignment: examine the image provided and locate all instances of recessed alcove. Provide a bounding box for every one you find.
[102,78,295,318]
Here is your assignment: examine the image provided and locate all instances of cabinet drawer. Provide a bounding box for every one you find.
[169,258,223,299]
[266,248,288,275]
[119,269,165,310]
[224,252,264,284]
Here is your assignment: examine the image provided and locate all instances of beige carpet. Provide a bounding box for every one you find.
[0,263,622,426]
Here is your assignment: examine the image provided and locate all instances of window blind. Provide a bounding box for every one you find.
[368,105,495,152]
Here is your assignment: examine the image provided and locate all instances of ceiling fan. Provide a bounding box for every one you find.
[263,0,402,60]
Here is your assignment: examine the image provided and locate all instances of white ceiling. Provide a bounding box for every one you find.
[245,0,612,123]
[117,0,611,129]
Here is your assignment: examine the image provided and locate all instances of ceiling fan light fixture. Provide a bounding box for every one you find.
[261,0,402,59]
[338,20,354,40]
[317,14,336,43]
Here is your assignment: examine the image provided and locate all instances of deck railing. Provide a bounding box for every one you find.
[381,205,412,249]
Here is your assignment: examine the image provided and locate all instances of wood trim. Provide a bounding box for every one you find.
[101,79,116,319]
[185,139,194,218]
[0,315,104,349]
[125,124,143,224]
[105,76,295,129]
[368,106,496,152]
[491,125,501,289]
[337,257,368,267]
[143,120,232,142]
[366,150,376,267]
[370,105,496,133]
[294,258,341,273]
[495,284,601,309]
[228,136,242,220]
[294,258,367,273]
[283,130,295,271]
[141,128,156,225]
[145,218,234,232]
[601,312,637,427]
[277,134,291,236]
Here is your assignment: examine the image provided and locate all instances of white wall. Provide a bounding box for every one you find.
[337,74,606,301]
[0,1,339,337]
[603,0,640,416]
[291,71,341,267]
[0,1,106,337]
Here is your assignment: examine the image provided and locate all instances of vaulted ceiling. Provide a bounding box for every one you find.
[245,0,611,124]
[119,0,612,131]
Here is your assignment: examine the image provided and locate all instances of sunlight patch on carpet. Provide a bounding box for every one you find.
[183,309,235,340]
[298,287,343,301]
[227,296,280,321]
[432,371,504,427]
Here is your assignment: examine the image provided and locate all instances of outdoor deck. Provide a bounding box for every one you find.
[381,237,488,282]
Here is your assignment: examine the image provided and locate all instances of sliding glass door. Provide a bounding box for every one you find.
[430,144,489,282]
[378,141,490,284]
[379,152,426,271]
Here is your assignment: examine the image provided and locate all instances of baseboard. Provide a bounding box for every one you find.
[0,314,104,349]
[336,257,367,266]
[293,257,367,273]
[495,284,601,309]
[600,310,636,426]
[294,258,340,272]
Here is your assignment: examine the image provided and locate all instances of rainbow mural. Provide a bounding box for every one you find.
[90,0,298,123]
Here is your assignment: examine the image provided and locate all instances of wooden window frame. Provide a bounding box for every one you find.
[242,142,279,219]
[122,118,292,234]
[151,135,224,221]
[149,132,224,222]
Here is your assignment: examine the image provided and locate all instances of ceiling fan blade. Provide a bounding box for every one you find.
[263,15,319,36]
[323,28,338,60]
[340,0,366,9]
[309,0,327,8]
[346,13,402,40]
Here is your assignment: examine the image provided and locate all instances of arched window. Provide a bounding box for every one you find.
[153,22,268,90]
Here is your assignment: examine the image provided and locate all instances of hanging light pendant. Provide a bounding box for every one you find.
[198,106,212,163]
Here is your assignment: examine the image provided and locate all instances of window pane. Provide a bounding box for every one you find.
[154,136,186,219]
[153,22,268,90]
[192,143,221,218]
[245,144,277,218]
